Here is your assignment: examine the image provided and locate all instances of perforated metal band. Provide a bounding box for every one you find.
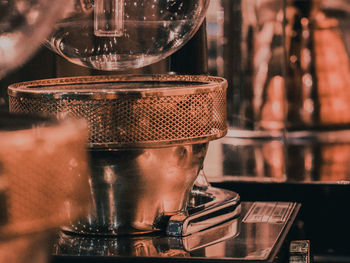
[9,74,227,148]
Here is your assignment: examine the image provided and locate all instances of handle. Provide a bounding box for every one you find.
[166,186,240,237]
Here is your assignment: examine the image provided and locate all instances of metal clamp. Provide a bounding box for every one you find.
[166,187,240,237]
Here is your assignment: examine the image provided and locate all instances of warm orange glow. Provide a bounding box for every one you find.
[313,15,350,125]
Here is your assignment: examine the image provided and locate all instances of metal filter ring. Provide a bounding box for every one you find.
[8,74,227,148]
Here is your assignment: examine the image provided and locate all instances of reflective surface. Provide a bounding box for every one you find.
[205,130,350,184]
[9,75,229,235]
[53,202,299,262]
[286,0,350,129]
[206,0,285,131]
[206,0,350,131]
[0,0,73,78]
[63,144,208,235]
[55,218,239,257]
[167,183,240,237]
[46,0,209,71]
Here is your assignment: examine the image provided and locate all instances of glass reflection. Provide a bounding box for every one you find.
[205,130,350,184]
[206,0,350,133]
[205,137,286,183]
[206,0,285,131]
[54,202,298,261]
[54,216,239,257]
[286,0,350,129]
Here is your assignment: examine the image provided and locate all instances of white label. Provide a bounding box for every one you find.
[242,202,293,224]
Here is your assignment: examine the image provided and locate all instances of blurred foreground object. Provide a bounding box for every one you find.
[0,0,73,79]
[0,112,90,263]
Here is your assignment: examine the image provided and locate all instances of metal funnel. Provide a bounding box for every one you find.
[8,74,238,236]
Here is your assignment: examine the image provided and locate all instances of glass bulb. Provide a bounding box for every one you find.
[46,0,209,71]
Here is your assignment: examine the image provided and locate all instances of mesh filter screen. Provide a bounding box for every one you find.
[9,75,227,148]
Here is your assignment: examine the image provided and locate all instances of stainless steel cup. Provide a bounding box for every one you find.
[8,74,229,235]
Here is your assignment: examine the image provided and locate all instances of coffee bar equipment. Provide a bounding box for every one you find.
[2,0,305,262]
[7,72,302,263]
[8,74,241,237]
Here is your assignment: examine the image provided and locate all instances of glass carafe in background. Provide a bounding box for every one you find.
[204,0,350,184]
[204,0,287,183]
[285,0,350,183]
[286,0,350,129]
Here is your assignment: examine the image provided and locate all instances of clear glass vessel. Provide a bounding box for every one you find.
[45,0,209,71]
